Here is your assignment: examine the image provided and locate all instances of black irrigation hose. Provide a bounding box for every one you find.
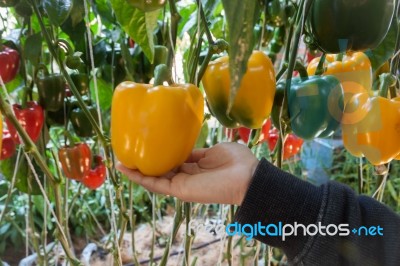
[124,238,222,266]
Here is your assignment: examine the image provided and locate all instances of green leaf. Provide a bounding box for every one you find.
[92,0,115,25]
[90,78,113,111]
[61,18,87,54]
[221,0,261,113]
[93,39,108,67]
[0,224,11,235]
[43,0,73,27]
[365,19,398,73]
[111,0,159,63]
[23,32,42,66]
[0,152,41,195]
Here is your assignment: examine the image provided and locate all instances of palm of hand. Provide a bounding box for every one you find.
[117,142,259,205]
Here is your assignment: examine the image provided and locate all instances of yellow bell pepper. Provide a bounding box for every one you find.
[307,52,372,125]
[342,93,400,165]
[111,82,204,176]
[202,51,276,129]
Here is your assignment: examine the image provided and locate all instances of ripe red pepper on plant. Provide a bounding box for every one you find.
[239,119,272,144]
[268,128,303,160]
[0,130,16,160]
[0,45,20,84]
[58,143,92,181]
[6,102,44,144]
[82,155,106,189]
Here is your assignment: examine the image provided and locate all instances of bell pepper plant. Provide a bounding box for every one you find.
[0,45,20,84]
[307,52,373,119]
[6,102,44,144]
[0,130,16,160]
[342,74,400,165]
[308,0,394,53]
[239,119,272,144]
[268,128,303,160]
[202,50,276,129]
[35,64,66,112]
[127,0,166,12]
[288,64,344,140]
[58,143,92,181]
[111,81,204,176]
[82,155,106,189]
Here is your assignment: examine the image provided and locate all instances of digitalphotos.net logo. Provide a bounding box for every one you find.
[189,220,384,241]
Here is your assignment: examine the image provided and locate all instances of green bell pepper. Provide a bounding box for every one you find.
[308,0,395,53]
[70,73,89,96]
[35,64,66,112]
[47,108,67,126]
[288,66,344,140]
[266,26,285,63]
[70,105,99,138]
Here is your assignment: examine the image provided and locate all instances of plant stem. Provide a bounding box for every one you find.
[314,53,326,75]
[159,199,184,266]
[197,0,213,44]
[226,204,235,266]
[167,0,181,70]
[128,182,141,266]
[358,158,363,194]
[284,0,314,101]
[184,202,194,266]
[0,51,82,266]
[30,1,128,243]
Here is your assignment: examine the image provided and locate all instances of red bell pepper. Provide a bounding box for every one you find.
[0,45,20,84]
[82,155,106,189]
[238,119,272,144]
[268,128,303,159]
[0,130,16,160]
[58,143,92,181]
[6,102,44,144]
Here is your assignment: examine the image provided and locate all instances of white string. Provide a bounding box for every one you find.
[83,1,122,264]
[24,153,70,246]
[0,76,69,257]
[0,148,21,223]
[83,0,103,132]
[217,204,230,264]
[194,0,202,86]
[25,190,29,258]
[168,8,177,82]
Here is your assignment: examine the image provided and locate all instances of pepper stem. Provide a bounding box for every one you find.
[63,130,76,147]
[153,64,171,86]
[294,61,308,80]
[336,52,344,61]
[314,53,326,75]
[378,73,397,98]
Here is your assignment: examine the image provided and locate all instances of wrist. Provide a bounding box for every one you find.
[236,157,260,205]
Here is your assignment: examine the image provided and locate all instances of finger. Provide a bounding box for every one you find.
[116,163,181,196]
[179,162,203,175]
[186,148,208,163]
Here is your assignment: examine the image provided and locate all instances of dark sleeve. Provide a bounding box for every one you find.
[234,158,400,266]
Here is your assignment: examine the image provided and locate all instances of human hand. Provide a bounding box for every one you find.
[116,142,259,205]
